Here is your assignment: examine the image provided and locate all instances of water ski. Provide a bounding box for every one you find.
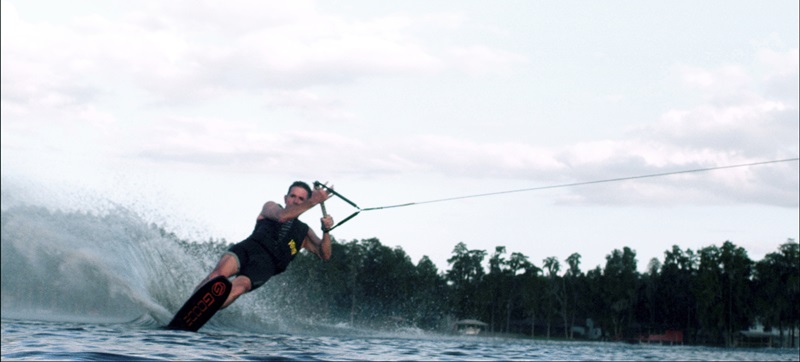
[167,276,231,332]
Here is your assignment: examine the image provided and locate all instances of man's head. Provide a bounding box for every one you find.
[285,181,312,206]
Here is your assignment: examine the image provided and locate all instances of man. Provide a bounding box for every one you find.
[195,181,334,308]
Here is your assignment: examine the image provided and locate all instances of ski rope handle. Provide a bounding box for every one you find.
[315,182,330,233]
[314,181,361,232]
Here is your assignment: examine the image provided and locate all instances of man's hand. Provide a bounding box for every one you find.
[309,188,330,206]
[321,215,334,232]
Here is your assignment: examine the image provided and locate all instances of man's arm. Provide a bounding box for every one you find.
[302,216,333,260]
[258,189,329,222]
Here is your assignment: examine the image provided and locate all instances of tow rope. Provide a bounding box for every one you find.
[314,157,798,231]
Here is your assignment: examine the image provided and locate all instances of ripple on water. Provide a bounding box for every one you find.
[3,319,800,361]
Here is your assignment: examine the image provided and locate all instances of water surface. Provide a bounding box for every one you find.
[3,319,798,361]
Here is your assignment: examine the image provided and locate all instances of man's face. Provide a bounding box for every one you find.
[285,186,310,206]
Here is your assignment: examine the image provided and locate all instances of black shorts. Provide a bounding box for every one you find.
[227,239,278,290]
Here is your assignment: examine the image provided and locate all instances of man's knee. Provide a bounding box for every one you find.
[222,276,252,309]
[232,275,252,294]
[215,253,240,276]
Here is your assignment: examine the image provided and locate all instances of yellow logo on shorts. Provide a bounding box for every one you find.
[288,239,297,255]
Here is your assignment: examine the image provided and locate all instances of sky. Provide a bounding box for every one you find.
[2,0,798,274]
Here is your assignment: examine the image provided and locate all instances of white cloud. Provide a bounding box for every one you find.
[2,0,450,106]
[264,90,356,122]
[757,48,799,77]
[2,1,797,211]
[759,48,800,103]
[678,64,751,94]
[447,45,529,76]
[601,94,626,104]
[551,57,799,206]
[398,135,563,177]
[648,99,796,152]
[155,0,317,37]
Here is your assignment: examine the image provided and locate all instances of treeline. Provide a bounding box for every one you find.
[260,237,799,347]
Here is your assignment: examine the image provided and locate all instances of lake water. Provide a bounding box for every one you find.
[3,318,799,361]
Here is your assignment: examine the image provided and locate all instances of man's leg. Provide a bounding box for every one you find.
[196,253,253,309]
[222,275,252,309]
[195,253,239,292]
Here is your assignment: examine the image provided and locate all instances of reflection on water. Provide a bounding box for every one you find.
[2,319,798,361]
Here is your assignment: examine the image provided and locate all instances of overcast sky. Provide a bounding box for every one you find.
[2,0,798,274]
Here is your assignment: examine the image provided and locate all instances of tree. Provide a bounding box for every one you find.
[259,233,793,347]
[754,240,800,347]
[505,252,533,334]
[350,238,418,327]
[446,242,487,320]
[585,266,605,339]
[344,239,365,325]
[479,248,536,334]
[695,245,724,345]
[718,241,754,346]
[658,245,698,341]
[543,256,565,338]
[411,256,449,330]
[693,241,754,346]
[486,246,510,332]
[602,247,638,340]
[564,253,584,339]
[640,258,661,334]
[520,261,544,337]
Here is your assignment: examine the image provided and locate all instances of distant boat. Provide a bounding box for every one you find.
[453,319,489,335]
